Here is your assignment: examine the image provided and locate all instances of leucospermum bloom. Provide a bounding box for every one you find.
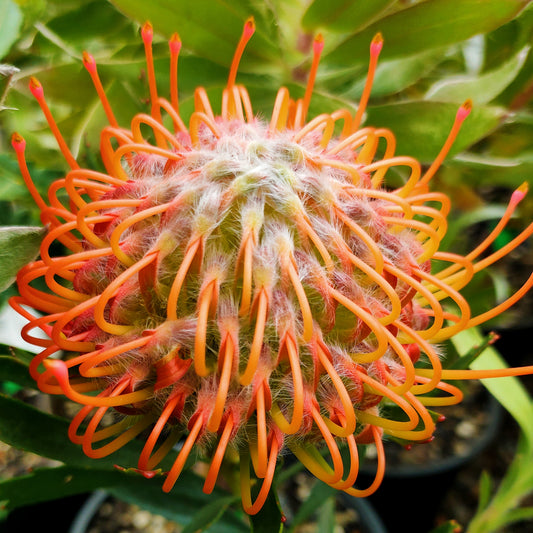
[10,19,533,514]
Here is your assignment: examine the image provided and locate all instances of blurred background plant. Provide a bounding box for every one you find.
[0,0,533,531]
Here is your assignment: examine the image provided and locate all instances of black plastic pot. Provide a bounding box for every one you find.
[2,493,91,533]
[357,393,504,533]
[337,493,388,533]
[68,490,108,533]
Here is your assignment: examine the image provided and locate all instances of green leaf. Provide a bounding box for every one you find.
[426,45,530,104]
[46,0,131,46]
[477,471,494,513]
[302,0,398,33]
[108,0,279,66]
[112,482,249,533]
[181,496,240,533]
[0,464,248,533]
[345,49,444,99]
[0,0,22,60]
[428,520,463,533]
[326,0,532,66]
[449,331,500,370]
[249,485,284,533]
[0,226,46,292]
[467,431,533,533]
[316,496,336,533]
[0,154,44,205]
[503,505,533,525]
[0,355,35,389]
[439,204,507,252]
[364,101,505,163]
[450,328,533,447]
[486,269,513,307]
[448,152,533,188]
[0,465,132,510]
[11,0,46,27]
[289,480,337,529]
[0,393,141,469]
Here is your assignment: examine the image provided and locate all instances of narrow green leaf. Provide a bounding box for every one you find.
[428,520,463,533]
[467,431,533,533]
[450,328,533,446]
[316,496,336,533]
[448,156,533,188]
[0,226,46,292]
[0,0,22,60]
[112,482,249,533]
[47,0,131,45]
[0,154,25,200]
[486,269,513,306]
[345,49,444,99]
[0,464,248,533]
[365,101,504,163]
[11,0,46,27]
[290,480,337,529]
[181,496,240,533]
[449,331,500,370]
[503,505,533,525]
[0,465,131,510]
[249,486,283,533]
[0,394,142,469]
[477,471,494,513]
[108,0,279,66]
[0,355,34,389]
[426,46,530,104]
[0,153,59,206]
[326,0,531,66]
[439,205,507,252]
[302,0,398,33]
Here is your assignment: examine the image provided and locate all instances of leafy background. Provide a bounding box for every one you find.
[0,0,533,532]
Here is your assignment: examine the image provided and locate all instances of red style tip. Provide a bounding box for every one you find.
[313,34,325,54]
[437,414,446,422]
[370,32,384,56]
[488,332,500,345]
[511,181,529,206]
[456,99,473,122]
[169,32,182,54]
[141,21,154,44]
[29,77,44,100]
[243,16,255,39]
[11,132,26,152]
[43,358,69,383]
[139,469,159,479]
[82,51,97,73]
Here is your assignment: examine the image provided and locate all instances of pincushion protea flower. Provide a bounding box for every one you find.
[9,18,533,514]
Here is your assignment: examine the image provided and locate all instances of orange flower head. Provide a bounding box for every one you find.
[10,19,533,514]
